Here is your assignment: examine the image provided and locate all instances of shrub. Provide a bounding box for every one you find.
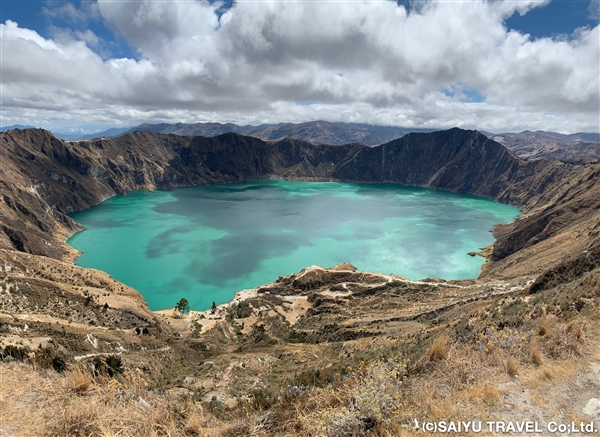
[94,355,124,377]
[249,387,276,411]
[206,396,229,420]
[104,355,124,377]
[233,301,253,319]
[483,384,500,406]
[293,367,336,388]
[32,346,54,369]
[2,345,28,361]
[544,323,584,358]
[52,356,67,373]
[350,359,407,426]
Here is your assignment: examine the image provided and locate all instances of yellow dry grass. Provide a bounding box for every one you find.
[0,362,232,437]
[504,356,519,377]
[482,384,501,405]
[427,334,450,362]
[69,364,92,392]
[1,326,598,437]
[529,343,543,365]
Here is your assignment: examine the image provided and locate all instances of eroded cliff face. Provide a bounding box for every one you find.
[1,127,598,278]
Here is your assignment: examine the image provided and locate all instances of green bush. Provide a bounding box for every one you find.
[105,355,124,376]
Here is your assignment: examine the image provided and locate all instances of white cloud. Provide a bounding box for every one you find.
[589,0,600,21]
[1,0,599,133]
[41,2,100,25]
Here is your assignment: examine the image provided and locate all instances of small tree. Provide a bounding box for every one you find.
[175,298,190,315]
[211,301,217,315]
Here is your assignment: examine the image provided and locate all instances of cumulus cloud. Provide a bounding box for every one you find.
[2,0,599,133]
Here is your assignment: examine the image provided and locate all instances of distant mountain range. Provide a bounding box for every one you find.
[6,121,599,162]
[53,127,133,141]
[487,130,600,163]
[126,121,436,146]
[52,121,434,145]
[1,124,37,131]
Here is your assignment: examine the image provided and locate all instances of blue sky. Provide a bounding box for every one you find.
[1,1,137,60]
[1,0,599,133]
[506,0,598,38]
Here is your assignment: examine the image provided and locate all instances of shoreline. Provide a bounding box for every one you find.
[155,284,268,321]
[61,181,518,318]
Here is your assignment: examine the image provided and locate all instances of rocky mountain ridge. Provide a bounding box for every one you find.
[126,120,435,147]
[52,121,600,162]
[1,127,598,278]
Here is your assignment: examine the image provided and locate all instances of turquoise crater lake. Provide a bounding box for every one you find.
[68,180,520,311]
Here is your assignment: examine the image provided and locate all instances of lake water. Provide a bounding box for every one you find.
[68,180,520,311]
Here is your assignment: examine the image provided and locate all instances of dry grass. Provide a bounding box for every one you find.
[2,322,598,437]
[482,384,500,406]
[567,321,586,341]
[543,323,585,358]
[427,335,450,362]
[529,343,543,365]
[504,356,519,377]
[1,264,599,437]
[0,362,233,437]
[539,366,554,380]
[67,364,92,392]
[537,316,554,337]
